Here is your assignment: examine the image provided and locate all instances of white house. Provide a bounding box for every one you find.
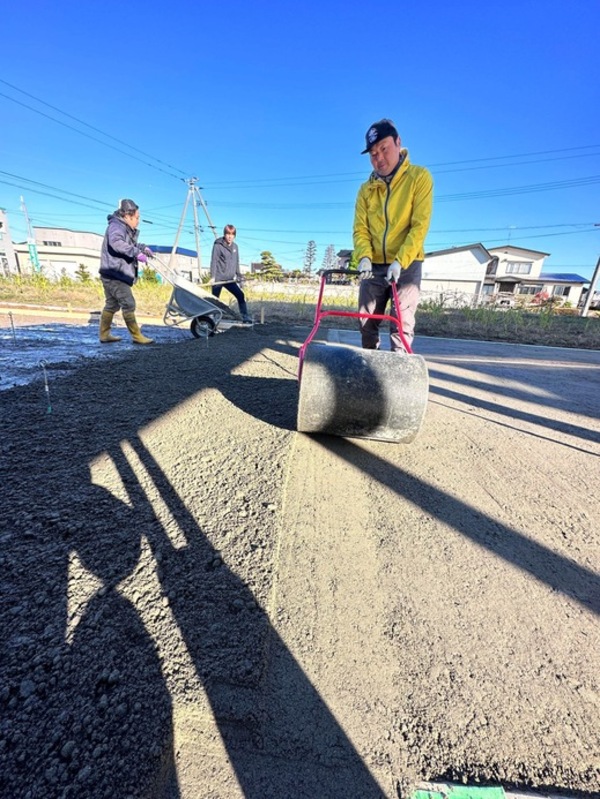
[420,243,588,307]
[421,243,490,305]
[485,245,587,306]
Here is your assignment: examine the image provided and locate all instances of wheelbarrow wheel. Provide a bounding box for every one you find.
[191,315,216,339]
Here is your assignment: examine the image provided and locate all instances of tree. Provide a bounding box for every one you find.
[259,251,284,281]
[75,263,92,283]
[321,244,338,271]
[303,240,317,276]
[139,266,160,284]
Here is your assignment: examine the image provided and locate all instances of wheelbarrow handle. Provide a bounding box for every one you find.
[318,268,358,276]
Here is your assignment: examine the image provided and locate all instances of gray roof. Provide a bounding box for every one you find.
[489,245,550,257]
[425,243,491,258]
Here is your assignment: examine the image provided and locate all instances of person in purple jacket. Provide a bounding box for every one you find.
[98,198,154,344]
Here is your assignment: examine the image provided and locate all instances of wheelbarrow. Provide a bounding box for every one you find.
[151,255,238,338]
[297,268,429,443]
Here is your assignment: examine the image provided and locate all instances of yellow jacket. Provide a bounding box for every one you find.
[353,150,433,268]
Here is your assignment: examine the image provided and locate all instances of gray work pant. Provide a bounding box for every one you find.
[358,269,421,352]
[101,277,136,314]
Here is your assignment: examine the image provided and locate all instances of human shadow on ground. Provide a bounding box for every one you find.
[428,374,600,447]
[115,436,384,796]
[427,361,600,426]
[428,397,600,458]
[0,331,384,798]
[313,435,600,618]
[259,338,600,619]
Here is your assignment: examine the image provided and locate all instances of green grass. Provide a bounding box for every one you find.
[1,275,599,349]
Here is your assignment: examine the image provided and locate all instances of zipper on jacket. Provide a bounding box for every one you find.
[382,183,391,264]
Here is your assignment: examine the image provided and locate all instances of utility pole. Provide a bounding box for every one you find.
[580,255,600,318]
[20,196,41,273]
[580,223,600,318]
[169,178,218,280]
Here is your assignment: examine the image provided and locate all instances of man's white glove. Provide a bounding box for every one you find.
[358,257,372,275]
[386,261,401,283]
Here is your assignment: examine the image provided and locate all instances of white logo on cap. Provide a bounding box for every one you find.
[367,127,378,144]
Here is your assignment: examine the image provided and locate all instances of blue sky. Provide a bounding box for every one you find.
[1,0,599,277]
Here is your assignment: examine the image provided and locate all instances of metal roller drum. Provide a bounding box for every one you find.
[297,342,429,443]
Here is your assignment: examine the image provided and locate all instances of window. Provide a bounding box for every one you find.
[42,240,62,246]
[553,285,570,297]
[486,256,499,276]
[506,261,532,275]
[518,284,543,296]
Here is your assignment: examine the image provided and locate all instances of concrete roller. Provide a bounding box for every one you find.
[297,342,429,443]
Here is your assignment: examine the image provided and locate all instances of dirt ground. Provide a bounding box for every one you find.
[1,318,599,799]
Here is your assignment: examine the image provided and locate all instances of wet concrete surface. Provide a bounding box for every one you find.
[3,314,599,396]
[0,319,188,393]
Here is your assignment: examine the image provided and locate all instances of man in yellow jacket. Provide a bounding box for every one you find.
[353,119,433,352]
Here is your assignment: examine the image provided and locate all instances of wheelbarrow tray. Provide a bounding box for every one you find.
[163,276,237,334]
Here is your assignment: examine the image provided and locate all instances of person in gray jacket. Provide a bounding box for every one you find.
[98,198,154,344]
[210,224,252,324]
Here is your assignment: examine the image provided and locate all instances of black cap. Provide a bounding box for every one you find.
[361,119,399,154]
[118,198,139,215]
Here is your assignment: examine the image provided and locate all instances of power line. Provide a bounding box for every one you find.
[215,222,598,236]
[202,145,600,189]
[429,144,600,167]
[0,178,112,213]
[0,87,186,181]
[200,174,600,210]
[436,175,600,202]
[0,170,111,209]
[232,225,600,250]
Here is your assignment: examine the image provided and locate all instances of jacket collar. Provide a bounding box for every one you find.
[368,148,410,188]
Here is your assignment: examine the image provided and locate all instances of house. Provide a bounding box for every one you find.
[337,249,352,268]
[422,243,490,305]
[335,243,588,307]
[419,243,588,307]
[485,245,587,307]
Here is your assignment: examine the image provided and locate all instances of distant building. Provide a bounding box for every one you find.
[422,243,491,304]
[336,242,589,307]
[485,245,587,306]
[0,209,19,276]
[337,249,353,268]
[14,226,104,279]
[8,220,206,282]
[421,243,588,307]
